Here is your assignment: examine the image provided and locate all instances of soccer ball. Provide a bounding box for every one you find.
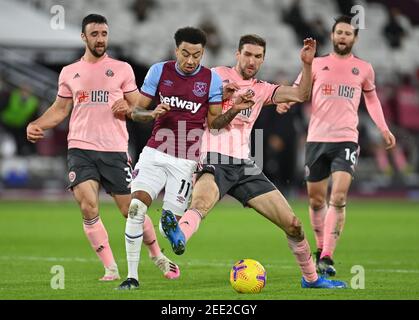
[230,259,266,293]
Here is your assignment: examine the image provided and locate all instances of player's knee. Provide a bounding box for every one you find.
[330,192,347,207]
[309,195,326,210]
[285,216,304,241]
[190,196,211,215]
[80,200,99,219]
[132,191,152,207]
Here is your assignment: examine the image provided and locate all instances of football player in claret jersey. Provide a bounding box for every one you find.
[26,14,180,282]
[116,27,254,290]
[277,16,396,276]
[161,34,348,288]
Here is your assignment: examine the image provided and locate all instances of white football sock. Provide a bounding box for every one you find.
[125,198,147,280]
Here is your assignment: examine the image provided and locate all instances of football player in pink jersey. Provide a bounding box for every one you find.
[161,34,348,288]
[277,16,396,276]
[26,14,180,282]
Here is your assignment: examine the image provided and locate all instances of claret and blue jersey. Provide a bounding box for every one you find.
[140,60,223,159]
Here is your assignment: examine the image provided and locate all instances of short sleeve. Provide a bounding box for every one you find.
[57,67,72,98]
[263,82,281,105]
[209,70,223,104]
[140,62,165,98]
[362,64,376,92]
[121,63,138,94]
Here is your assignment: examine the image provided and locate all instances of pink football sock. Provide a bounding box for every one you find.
[393,147,408,171]
[287,236,318,282]
[375,148,390,172]
[83,216,116,268]
[143,214,161,257]
[321,206,346,259]
[309,205,327,250]
[179,209,202,242]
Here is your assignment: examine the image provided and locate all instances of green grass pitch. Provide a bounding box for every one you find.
[0,199,418,300]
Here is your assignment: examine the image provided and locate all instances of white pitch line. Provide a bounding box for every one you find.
[0,255,97,263]
[372,269,419,274]
[1,256,419,274]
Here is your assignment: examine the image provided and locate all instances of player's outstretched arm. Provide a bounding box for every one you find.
[119,91,156,122]
[382,130,396,150]
[223,83,240,101]
[131,107,153,122]
[113,91,151,121]
[132,103,170,122]
[208,91,255,129]
[363,90,396,150]
[207,103,223,129]
[276,102,296,114]
[272,38,316,104]
[26,96,72,143]
[206,82,240,129]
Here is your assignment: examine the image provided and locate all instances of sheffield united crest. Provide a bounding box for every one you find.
[352,67,359,75]
[106,69,114,77]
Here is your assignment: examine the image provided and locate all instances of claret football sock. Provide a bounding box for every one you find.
[287,236,318,283]
[309,205,327,251]
[179,208,203,242]
[83,215,116,269]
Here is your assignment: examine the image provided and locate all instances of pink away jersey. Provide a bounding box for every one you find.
[201,66,279,159]
[57,54,138,152]
[296,53,388,143]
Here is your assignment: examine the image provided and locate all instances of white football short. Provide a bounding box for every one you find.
[130,146,197,216]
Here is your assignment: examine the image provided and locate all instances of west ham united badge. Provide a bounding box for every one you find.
[192,81,208,97]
